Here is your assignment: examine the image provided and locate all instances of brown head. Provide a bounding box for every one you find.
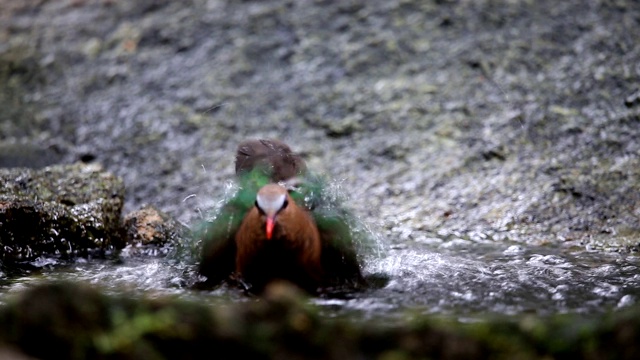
[235,139,307,182]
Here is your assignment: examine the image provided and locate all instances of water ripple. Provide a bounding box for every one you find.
[1,239,639,320]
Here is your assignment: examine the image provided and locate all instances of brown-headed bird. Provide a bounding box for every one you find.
[235,183,323,293]
[198,139,365,295]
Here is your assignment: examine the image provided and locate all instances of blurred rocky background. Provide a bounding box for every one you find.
[1,0,640,358]
[1,0,639,251]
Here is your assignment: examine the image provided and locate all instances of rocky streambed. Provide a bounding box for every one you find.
[1,0,640,358]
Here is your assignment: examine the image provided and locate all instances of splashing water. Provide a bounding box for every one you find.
[1,173,639,321]
[314,239,640,321]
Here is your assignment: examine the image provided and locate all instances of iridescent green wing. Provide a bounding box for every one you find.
[289,173,365,287]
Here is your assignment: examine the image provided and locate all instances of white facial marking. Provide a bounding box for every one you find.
[256,192,286,216]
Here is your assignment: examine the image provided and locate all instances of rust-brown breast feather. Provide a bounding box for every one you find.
[234,186,323,292]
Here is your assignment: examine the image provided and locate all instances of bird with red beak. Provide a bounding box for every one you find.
[234,183,323,293]
[198,139,366,294]
[254,184,288,240]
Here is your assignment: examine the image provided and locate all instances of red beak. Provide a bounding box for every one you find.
[266,216,275,240]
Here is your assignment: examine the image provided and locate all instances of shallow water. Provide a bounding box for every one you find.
[2,232,638,323]
[2,179,639,321]
[336,241,640,320]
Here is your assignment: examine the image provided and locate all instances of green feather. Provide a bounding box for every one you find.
[194,166,376,288]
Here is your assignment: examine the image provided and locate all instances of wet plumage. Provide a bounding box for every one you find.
[235,184,323,293]
[198,139,365,294]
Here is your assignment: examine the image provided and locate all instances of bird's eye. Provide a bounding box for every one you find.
[281,198,289,210]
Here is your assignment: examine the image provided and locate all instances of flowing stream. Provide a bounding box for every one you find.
[2,204,638,323]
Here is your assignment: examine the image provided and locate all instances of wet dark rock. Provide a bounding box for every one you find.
[0,163,125,266]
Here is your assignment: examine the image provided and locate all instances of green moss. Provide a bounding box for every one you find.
[1,281,640,359]
[94,308,177,354]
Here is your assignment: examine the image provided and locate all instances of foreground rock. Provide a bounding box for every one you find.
[0,280,638,360]
[0,163,125,266]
